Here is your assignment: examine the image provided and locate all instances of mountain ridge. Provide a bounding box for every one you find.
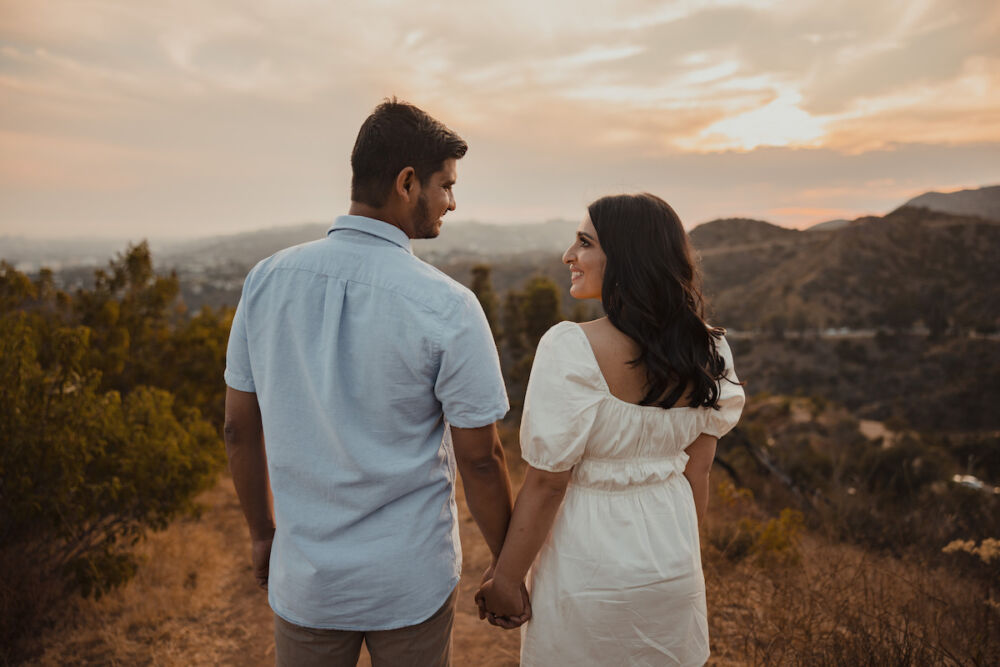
[902,185,1000,221]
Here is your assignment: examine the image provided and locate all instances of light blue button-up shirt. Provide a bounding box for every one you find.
[225,215,508,630]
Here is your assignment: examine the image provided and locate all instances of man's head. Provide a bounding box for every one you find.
[350,99,467,239]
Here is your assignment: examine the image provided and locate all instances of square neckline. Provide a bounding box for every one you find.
[565,321,699,412]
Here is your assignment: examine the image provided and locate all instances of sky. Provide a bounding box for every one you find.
[1,0,999,240]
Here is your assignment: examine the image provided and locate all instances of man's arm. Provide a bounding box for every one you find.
[684,433,718,526]
[223,386,274,589]
[450,423,514,561]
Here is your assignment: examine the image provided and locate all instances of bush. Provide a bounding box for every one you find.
[0,249,228,660]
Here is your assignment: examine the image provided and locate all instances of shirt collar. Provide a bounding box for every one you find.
[328,215,413,254]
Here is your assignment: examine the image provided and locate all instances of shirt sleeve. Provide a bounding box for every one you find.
[702,334,745,438]
[224,278,256,393]
[435,290,509,429]
[519,324,604,473]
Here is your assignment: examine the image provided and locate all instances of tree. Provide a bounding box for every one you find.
[521,275,563,349]
[470,264,500,343]
[569,301,595,323]
[502,289,526,368]
[0,253,228,658]
[74,242,182,396]
[766,313,787,340]
[884,292,919,333]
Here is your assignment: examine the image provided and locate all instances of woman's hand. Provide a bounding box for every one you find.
[475,572,531,629]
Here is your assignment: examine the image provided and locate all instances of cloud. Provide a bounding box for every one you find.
[1,0,998,238]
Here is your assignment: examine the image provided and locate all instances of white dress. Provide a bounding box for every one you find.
[518,321,745,667]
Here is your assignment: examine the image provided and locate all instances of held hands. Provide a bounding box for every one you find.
[475,565,531,629]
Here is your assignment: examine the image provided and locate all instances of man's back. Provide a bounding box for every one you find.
[225,215,508,630]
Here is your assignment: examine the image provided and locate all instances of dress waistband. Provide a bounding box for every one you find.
[572,453,689,493]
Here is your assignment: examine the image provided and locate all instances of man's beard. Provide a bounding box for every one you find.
[412,192,440,239]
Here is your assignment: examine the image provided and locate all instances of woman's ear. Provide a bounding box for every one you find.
[394,166,417,203]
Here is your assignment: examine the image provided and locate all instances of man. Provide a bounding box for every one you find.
[223,99,519,666]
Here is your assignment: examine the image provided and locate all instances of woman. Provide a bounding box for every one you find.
[476,193,745,665]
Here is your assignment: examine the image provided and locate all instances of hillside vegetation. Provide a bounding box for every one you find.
[0,247,232,662]
[4,187,999,663]
[695,207,1000,333]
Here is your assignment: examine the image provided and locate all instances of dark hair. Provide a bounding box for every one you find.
[350,98,468,207]
[587,193,730,409]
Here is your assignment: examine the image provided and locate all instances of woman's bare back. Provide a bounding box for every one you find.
[578,318,692,407]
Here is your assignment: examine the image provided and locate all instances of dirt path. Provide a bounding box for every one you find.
[29,475,520,666]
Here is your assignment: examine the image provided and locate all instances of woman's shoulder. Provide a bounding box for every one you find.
[538,319,584,346]
[539,318,624,356]
[534,320,603,369]
[530,320,607,394]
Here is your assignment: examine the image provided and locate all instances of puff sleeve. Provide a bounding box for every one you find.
[702,335,745,438]
[519,323,605,472]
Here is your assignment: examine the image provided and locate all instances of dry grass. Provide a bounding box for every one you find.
[17,453,997,666]
[20,462,525,667]
[707,538,998,665]
[23,478,274,666]
[704,483,1000,666]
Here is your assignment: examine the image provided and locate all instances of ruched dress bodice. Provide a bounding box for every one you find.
[518,321,744,667]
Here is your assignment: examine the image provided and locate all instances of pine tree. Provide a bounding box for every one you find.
[502,289,526,367]
[470,264,499,344]
[521,275,563,349]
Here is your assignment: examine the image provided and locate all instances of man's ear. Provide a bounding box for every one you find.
[394,166,417,203]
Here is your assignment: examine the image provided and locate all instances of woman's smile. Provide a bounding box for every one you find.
[562,214,606,300]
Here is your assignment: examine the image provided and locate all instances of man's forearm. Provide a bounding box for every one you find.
[459,442,514,559]
[226,435,274,540]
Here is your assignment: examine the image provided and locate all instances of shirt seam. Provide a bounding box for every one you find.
[328,217,412,251]
[257,263,464,319]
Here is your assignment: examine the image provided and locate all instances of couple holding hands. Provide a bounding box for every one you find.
[224,99,744,667]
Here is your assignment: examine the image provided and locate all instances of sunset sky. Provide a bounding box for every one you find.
[1,0,999,240]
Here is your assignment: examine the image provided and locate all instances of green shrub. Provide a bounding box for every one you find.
[0,249,228,659]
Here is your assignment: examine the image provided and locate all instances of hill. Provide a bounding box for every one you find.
[688,217,800,248]
[156,219,576,270]
[903,184,1000,221]
[159,223,328,271]
[806,219,850,232]
[694,206,1000,332]
[0,236,127,272]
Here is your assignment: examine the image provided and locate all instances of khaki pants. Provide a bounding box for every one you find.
[273,587,458,667]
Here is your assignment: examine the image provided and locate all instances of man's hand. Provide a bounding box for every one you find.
[475,573,531,629]
[476,562,496,619]
[252,536,273,589]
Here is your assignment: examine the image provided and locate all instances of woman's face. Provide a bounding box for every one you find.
[562,213,606,300]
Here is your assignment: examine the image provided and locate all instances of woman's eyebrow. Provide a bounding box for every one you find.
[578,231,596,241]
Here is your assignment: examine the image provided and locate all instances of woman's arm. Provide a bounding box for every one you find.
[684,433,718,526]
[476,465,572,624]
